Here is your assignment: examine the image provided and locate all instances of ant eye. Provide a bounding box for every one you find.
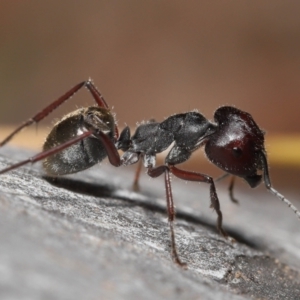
[232,147,242,158]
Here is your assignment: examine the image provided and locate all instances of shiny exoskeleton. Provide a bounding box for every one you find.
[0,80,121,178]
[0,80,299,267]
[117,106,300,266]
[43,106,117,176]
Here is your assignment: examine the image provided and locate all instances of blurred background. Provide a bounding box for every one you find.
[0,1,300,189]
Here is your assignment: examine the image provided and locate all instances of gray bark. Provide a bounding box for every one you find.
[0,147,299,300]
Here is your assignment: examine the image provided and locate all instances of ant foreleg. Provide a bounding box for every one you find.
[215,173,230,182]
[215,173,239,204]
[147,165,187,267]
[228,176,239,204]
[169,165,228,238]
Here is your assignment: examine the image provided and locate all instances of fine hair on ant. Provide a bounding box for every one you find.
[0,79,299,267]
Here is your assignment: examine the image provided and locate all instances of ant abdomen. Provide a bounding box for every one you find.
[43,106,116,176]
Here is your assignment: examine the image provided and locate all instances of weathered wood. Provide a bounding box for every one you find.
[0,146,299,299]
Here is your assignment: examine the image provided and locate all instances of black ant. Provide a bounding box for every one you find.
[0,80,299,267]
[117,106,300,266]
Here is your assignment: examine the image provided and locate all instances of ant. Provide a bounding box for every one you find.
[0,80,299,267]
[116,106,300,266]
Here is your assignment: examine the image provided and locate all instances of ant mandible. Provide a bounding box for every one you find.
[0,79,299,267]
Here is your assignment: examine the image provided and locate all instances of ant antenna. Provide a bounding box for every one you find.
[261,151,300,219]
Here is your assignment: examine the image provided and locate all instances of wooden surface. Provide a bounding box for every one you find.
[0,146,299,300]
[1,120,300,300]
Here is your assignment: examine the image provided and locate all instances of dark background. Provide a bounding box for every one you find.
[0,1,300,133]
[0,1,300,194]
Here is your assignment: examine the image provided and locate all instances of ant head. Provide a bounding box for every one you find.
[205,106,265,187]
[83,107,115,138]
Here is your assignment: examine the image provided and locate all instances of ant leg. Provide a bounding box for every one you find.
[84,80,109,109]
[0,130,121,175]
[147,165,186,267]
[0,80,117,147]
[0,82,84,147]
[95,131,121,167]
[215,174,239,204]
[132,158,143,191]
[260,151,300,219]
[85,80,119,139]
[215,173,230,182]
[169,165,228,238]
[0,131,93,174]
[228,176,239,204]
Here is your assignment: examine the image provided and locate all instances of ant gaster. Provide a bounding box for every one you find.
[0,80,299,267]
[0,80,121,174]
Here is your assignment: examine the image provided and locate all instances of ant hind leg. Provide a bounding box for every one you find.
[0,79,116,148]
